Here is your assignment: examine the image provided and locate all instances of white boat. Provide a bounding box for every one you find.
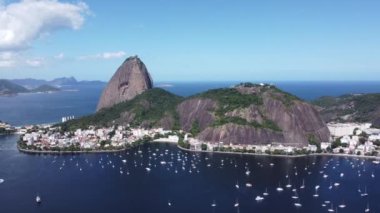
[263,188,269,196]
[361,186,368,197]
[245,170,251,176]
[276,184,284,192]
[294,202,302,207]
[300,179,305,189]
[334,182,340,187]
[235,181,239,189]
[234,200,239,207]
[145,167,151,172]
[372,160,380,164]
[328,204,334,212]
[246,183,252,187]
[365,203,370,212]
[371,172,375,178]
[0,179,4,184]
[286,179,292,188]
[36,195,41,203]
[338,202,346,208]
[211,200,217,207]
[255,196,264,201]
[340,173,344,177]
[122,159,127,163]
[168,201,172,206]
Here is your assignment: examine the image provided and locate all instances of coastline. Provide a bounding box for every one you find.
[177,144,380,160]
[16,140,176,155]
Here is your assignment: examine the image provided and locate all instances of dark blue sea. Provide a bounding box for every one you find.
[0,81,380,213]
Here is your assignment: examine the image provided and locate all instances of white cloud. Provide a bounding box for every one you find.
[54,52,64,59]
[0,0,89,51]
[0,51,16,67]
[26,58,44,67]
[79,51,126,60]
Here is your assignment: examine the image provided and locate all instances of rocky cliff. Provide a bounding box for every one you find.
[180,83,330,146]
[97,56,153,111]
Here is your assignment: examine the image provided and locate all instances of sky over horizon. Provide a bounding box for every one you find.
[0,0,380,82]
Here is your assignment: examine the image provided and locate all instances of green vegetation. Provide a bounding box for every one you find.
[211,116,281,132]
[312,93,380,125]
[60,88,182,131]
[201,143,207,151]
[196,88,263,116]
[30,84,60,93]
[0,79,28,95]
[190,120,201,136]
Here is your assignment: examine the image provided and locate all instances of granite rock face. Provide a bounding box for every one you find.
[97,56,153,111]
[178,85,330,146]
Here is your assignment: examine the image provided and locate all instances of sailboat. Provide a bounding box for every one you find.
[338,200,346,208]
[361,186,368,197]
[300,179,305,189]
[365,203,370,212]
[276,183,284,192]
[286,178,292,188]
[327,203,334,212]
[36,195,41,204]
[234,199,239,207]
[255,195,264,201]
[263,188,269,196]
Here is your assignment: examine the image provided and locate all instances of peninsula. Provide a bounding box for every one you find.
[16,56,380,159]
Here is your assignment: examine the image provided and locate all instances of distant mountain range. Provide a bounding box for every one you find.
[9,77,106,89]
[0,80,61,96]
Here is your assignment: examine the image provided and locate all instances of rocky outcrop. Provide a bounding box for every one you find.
[198,124,284,145]
[97,56,153,111]
[177,84,330,146]
[177,98,217,131]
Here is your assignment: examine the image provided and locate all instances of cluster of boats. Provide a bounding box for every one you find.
[15,144,379,212]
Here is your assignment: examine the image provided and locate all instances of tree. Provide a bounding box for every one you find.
[190,120,201,136]
[201,143,207,151]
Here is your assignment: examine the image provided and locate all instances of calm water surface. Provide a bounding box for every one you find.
[1,81,380,212]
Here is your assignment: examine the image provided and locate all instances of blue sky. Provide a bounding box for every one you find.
[0,0,380,82]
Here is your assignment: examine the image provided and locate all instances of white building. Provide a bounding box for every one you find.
[328,123,371,138]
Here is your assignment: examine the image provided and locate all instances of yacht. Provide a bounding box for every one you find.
[36,195,41,204]
[300,179,305,189]
[263,188,269,196]
[234,200,239,207]
[365,203,370,212]
[255,196,264,201]
[276,183,284,192]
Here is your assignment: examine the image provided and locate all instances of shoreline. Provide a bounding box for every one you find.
[176,145,380,160]
[16,140,176,155]
[15,138,380,160]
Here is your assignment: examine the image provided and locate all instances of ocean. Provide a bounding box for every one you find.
[1,81,379,126]
[0,81,380,213]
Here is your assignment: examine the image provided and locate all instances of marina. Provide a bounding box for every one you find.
[1,134,380,212]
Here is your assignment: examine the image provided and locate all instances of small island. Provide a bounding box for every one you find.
[0,79,60,96]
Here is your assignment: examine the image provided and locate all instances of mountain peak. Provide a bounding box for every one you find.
[96,56,153,111]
